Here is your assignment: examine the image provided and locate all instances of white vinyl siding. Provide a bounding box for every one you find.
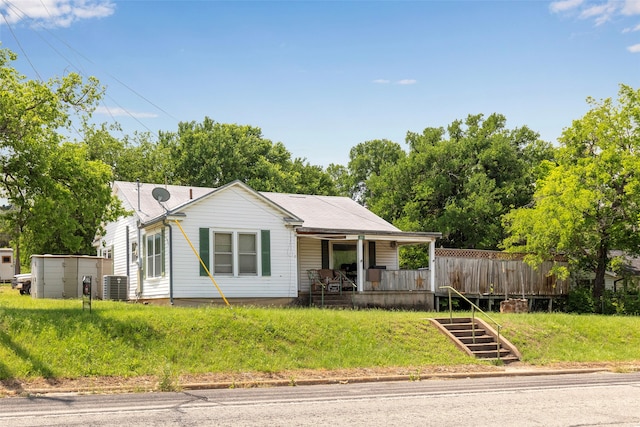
[169,185,298,298]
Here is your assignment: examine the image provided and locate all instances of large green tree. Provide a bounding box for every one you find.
[368,113,553,249]
[23,143,128,255]
[82,123,173,183]
[0,48,123,267]
[162,117,336,194]
[503,85,640,303]
[342,139,405,205]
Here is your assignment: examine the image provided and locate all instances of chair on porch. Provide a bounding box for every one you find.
[308,268,342,292]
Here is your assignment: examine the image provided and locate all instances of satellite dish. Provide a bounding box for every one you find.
[152,187,171,202]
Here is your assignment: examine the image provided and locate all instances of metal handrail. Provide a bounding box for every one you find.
[335,270,356,296]
[439,285,503,359]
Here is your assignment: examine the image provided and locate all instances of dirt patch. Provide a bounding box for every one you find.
[2,362,638,397]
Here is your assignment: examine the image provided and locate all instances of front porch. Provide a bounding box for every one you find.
[306,268,435,310]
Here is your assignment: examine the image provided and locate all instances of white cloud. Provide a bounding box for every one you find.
[95,106,158,119]
[550,0,585,13]
[0,0,115,28]
[372,79,390,84]
[622,23,640,32]
[396,79,417,85]
[580,2,619,25]
[622,0,640,15]
[627,43,640,52]
[551,1,640,51]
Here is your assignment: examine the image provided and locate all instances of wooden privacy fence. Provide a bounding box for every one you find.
[434,249,569,297]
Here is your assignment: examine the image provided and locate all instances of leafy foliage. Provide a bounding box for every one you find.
[343,139,405,205]
[503,85,640,303]
[160,117,337,194]
[0,48,124,264]
[368,113,553,250]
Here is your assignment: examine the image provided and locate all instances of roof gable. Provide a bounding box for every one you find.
[113,181,399,233]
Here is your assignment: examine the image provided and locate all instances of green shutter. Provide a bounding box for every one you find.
[261,230,271,276]
[142,235,146,279]
[321,240,329,269]
[161,228,166,277]
[199,228,210,276]
[368,241,376,268]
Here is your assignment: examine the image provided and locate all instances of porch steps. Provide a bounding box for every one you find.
[310,291,354,309]
[429,317,521,363]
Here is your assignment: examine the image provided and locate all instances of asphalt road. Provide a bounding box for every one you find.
[1,372,639,426]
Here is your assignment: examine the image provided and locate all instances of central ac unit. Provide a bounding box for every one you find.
[103,275,128,300]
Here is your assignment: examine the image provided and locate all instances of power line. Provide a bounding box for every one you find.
[1,0,180,135]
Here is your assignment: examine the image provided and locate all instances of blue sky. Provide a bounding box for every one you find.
[1,1,639,167]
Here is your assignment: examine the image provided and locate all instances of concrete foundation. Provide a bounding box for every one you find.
[352,291,434,311]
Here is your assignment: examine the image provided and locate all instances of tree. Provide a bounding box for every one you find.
[82,124,173,183]
[163,117,336,194]
[346,139,405,205]
[503,85,640,305]
[0,48,123,267]
[23,143,128,255]
[368,113,553,250]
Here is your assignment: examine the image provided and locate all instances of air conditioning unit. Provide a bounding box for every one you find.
[102,275,128,300]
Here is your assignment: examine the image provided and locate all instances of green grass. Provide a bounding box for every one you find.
[0,285,639,382]
[501,313,640,364]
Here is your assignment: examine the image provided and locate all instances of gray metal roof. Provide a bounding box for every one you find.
[113,181,214,224]
[113,181,437,239]
[260,192,400,233]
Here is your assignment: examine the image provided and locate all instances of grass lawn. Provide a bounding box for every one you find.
[1,285,639,385]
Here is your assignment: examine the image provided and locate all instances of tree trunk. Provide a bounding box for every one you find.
[593,242,608,310]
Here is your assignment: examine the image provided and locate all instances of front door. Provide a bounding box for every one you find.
[332,243,357,279]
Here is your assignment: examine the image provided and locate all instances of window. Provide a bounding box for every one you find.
[238,233,257,275]
[131,241,138,264]
[214,232,233,274]
[332,243,357,270]
[146,232,163,278]
[2,256,11,264]
[100,247,113,259]
[203,229,266,277]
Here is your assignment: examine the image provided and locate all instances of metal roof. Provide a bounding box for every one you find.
[112,181,440,240]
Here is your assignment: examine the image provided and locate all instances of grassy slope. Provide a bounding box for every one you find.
[0,286,639,381]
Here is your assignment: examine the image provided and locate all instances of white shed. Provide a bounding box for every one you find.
[0,248,14,283]
[30,255,113,299]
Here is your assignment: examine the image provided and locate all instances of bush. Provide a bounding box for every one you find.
[566,287,595,314]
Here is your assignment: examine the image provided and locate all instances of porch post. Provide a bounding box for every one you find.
[429,240,436,292]
[357,235,364,292]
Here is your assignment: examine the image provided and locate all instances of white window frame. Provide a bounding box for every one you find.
[146,232,163,278]
[211,230,259,277]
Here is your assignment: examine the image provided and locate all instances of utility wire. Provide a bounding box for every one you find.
[1,2,42,80]
[1,0,180,134]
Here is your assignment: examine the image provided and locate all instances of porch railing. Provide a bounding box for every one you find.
[439,285,503,359]
[307,269,356,307]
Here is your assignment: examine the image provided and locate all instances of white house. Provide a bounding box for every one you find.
[95,180,441,307]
